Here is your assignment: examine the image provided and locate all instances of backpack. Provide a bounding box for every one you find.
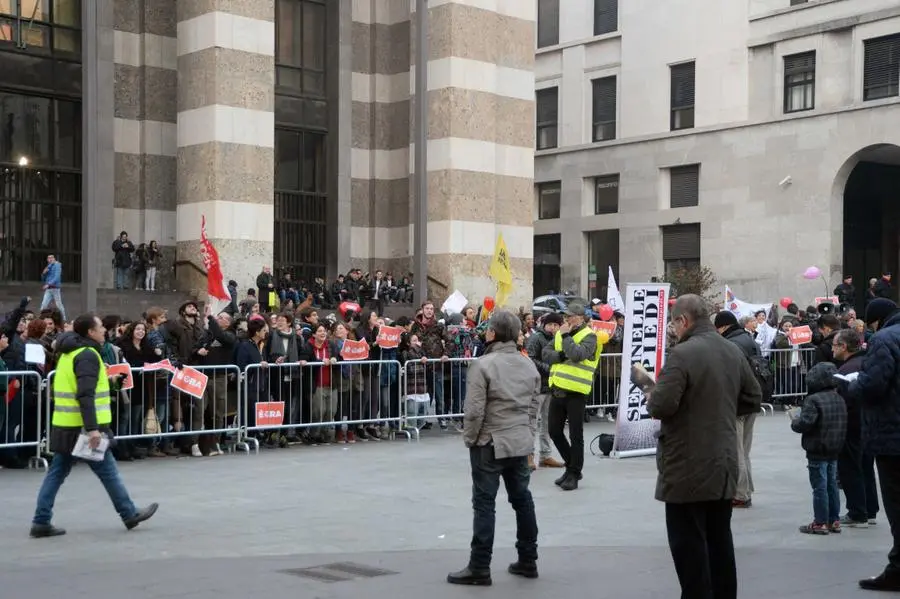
[748,354,774,401]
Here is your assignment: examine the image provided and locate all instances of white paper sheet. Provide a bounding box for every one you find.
[71,433,110,462]
[441,290,468,315]
[24,343,45,365]
[833,372,859,383]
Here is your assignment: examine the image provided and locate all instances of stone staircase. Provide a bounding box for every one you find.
[0,285,200,320]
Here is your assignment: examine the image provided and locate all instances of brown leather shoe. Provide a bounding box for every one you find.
[540,457,565,468]
[527,454,536,471]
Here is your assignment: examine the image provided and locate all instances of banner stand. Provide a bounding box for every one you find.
[612,448,657,459]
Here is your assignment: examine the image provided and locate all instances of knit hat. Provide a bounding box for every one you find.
[542,312,564,326]
[713,311,738,329]
[865,298,898,327]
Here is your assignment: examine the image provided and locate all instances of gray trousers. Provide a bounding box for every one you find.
[535,393,553,459]
[735,413,756,501]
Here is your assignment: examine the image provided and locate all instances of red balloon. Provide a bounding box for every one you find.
[779,297,792,309]
[483,296,495,312]
[668,298,677,307]
[598,304,614,321]
[339,301,361,320]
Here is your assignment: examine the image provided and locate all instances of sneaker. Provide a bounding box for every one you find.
[732,498,752,508]
[439,420,448,431]
[539,457,565,468]
[123,503,159,531]
[356,427,369,441]
[830,521,842,534]
[190,444,203,458]
[163,446,181,457]
[30,523,66,538]
[366,426,381,440]
[798,521,829,535]
[148,447,166,458]
[336,430,347,444]
[346,430,357,444]
[208,444,222,457]
[840,515,869,528]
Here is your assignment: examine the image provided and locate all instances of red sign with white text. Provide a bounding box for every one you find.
[170,366,209,399]
[376,326,402,349]
[590,320,617,335]
[144,359,177,374]
[815,296,840,306]
[107,364,134,391]
[788,325,813,346]
[340,339,370,361]
[256,401,285,427]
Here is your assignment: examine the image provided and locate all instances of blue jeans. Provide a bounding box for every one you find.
[33,450,138,525]
[40,288,66,319]
[808,459,840,525]
[469,445,538,570]
[450,365,467,415]
[115,267,130,290]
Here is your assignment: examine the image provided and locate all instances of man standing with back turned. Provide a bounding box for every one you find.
[30,313,158,537]
[648,296,761,599]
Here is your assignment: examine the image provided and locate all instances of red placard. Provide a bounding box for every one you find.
[815,296,840,306]
[256,401,285,427]
[170,366,209,399]
[590,320,617,335]
[340,339,370,361]
[376,325,402,349]
[144,359,177,373]
[107,364,134,391]
[788,325,813,346]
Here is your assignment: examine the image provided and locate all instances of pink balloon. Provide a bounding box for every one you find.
[598,304,614,321]
[780,297,793,309]
[803,266,821,280]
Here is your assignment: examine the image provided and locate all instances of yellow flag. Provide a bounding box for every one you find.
[495,281,512,307]
[489,234,512,286]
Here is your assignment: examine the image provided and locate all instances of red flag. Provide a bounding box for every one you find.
[200,215,230,301]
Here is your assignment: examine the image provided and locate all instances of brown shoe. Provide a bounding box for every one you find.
[539,457,565,468]
[527,454,536,471]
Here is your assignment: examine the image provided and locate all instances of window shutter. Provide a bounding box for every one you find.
[593,77,616,123]
[670,165,699,208]
[537,88,558,123]
[864,34,900,97]
[671,62,695,108]
[594,0,618,35]
[662,224,701,261]
[784,51,815,75]
[534,234,561,265]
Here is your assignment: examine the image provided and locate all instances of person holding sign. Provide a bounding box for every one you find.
[354,309,384,440]
[30,314,158,538]
[773,319,808,405]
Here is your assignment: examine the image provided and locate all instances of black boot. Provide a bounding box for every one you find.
[555,470,581,486]
[508,561,538,579]
[124,503,159,530]
[860,572,900,591]
[559,472,579,491]
[30,523,66,538]
[447,566,492,586]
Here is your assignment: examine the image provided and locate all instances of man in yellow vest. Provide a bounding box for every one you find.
[542,301,601,491]
[30,314,158,538]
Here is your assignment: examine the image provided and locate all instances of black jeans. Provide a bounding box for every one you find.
[469,445,538,571]
[665,500,736,599]
[548,391,586,475]
[839,435,879,521]
[876,455,900,577]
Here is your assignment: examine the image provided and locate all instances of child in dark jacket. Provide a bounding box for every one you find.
[790,362,848,535]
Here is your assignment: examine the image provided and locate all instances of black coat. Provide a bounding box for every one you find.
[814,330,839,365]
[837,350,866,441]
[791,362,847,460]
[723,325,760,359]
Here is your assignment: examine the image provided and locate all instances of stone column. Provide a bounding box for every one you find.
[418,0,536,308]
[175,0,275,294]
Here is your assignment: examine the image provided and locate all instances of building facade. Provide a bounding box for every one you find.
[0,0,536,309]
[534,0,900,307]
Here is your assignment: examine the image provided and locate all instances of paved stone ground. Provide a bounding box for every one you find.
[0,415,892,598]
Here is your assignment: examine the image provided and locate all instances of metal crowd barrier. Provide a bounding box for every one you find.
[0,370,48,470]
[401,357,475,439]
[586,352,623,413]
[46,364,247,458]
[768,347,817,404]
[240,359,406,453]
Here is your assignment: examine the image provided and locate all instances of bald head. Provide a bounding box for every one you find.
[670,294,709,341]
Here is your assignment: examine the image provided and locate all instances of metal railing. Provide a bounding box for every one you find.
[0,370,48,470]
[402,357,475,439]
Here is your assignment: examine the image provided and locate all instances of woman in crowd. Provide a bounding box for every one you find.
[354,309,383,440]
[773,318,806,406]
[145,240,160,292]
[116,321,154,459]
[299,323,340,444]
[235,318,269,437]
[330,321,357,443]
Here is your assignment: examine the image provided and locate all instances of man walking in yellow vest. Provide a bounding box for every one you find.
[542,301,601,491]
[30,314,158,538]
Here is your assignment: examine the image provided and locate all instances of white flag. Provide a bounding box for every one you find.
[607,267,625,313]
[724,286,771,319]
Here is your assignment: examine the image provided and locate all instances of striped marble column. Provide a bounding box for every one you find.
[416,0,536,307]
[113,0,178,289]
[175,0,275,293]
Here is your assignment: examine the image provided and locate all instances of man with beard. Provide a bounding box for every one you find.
[410,301,449,428]
[163,301,208,457]
[199,310,238,456]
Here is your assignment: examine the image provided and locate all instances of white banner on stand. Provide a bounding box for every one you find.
[611,283,671,458]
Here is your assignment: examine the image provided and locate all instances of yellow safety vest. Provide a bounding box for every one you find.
[548,325,603,396]
[52,347,112,428]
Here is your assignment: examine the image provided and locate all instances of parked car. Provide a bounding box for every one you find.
[532,294,589,318]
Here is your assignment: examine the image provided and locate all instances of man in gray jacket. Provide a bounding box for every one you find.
[447,310,541,587]
[525,313,565,470]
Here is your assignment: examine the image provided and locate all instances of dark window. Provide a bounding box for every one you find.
[591,76,616,142]
[670,165,700,208]
[661,223,701,276]
[536,87,558,150]
[587,229,619,299]
[670,61,695,131]
[594,174,618,214]
[864,33,900,101]
[537,181,560,219]
[594,0,617,35]
[0,0,81,59]
[533,234,561,297]
[537,0,559,48]
[276,0,326,97]
[784,51,815,113]
[790,0,808,5]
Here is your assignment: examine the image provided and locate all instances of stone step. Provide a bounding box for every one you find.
[0,285,199,320]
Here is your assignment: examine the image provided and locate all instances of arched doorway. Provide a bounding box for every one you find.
[837,144,900,310]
